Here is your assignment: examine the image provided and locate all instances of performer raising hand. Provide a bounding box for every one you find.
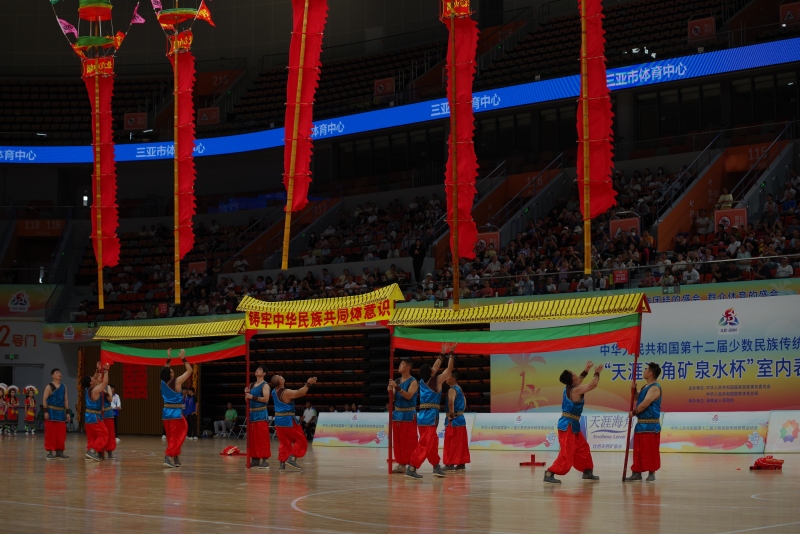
[160,349,193,468]
[80,362,110,462]
[405,343,456,480]
[270,374,317,471]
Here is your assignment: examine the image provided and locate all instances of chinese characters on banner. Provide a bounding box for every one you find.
[245,299,394,330]
[122,364,148,400]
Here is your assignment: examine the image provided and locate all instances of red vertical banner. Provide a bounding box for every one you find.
[283,0,329,213]
[82,58,121,273]
[443,13,479,262]
[577,0,616,220]
[168,32,198,261]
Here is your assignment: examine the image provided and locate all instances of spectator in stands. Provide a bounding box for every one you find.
[303,249,317,266]
[726,235,742,257]
[660,268,676,287]
[782,191,797,215]
[301,401,317,439]
[776,257,793,278]
[196,300,210,316]
[682,264,700,284]
[716,187,733,210]
[576,273,593,292]
[135,306,148,319]
[214,403,237,437]
[761,204,779,227]
[695,209,711,236]
[209,219,220,234]
[764,193,778,213]
[233,255,250,272]
[737,243,753,273]
[725,262,743,282]
[672,254,688,275]
[639,269,656,288]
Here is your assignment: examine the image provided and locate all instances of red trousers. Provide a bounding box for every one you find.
[44,420,66,451]
[548,430,593,476]
[85,422,109,453]
[104,418,116,452]
[410,425,440,469]
[249,420,272,459]
[392,420,418,465]
[631,432,661,473]
[164,417,188,457]
[275,421,308,462]
[443,425,471,466]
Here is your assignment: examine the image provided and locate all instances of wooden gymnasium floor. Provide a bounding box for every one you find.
[0,434,798,533]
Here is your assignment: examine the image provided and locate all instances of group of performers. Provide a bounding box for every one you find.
[543,360,662,483]
[0,383,37,435]
[33,347,662,483]
[389,343,471,479]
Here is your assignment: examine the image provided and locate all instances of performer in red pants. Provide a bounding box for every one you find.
[160,349,193,468]
[387,358,419,473]
[102,385,117,459]
[245,365,271,469]
[544,362,604,484]
[626,362,663,483]
[81,362,110,462]
[443,372,470,471]
[405,344,455,480]
[42,369,70,460]
[270,374,317,471]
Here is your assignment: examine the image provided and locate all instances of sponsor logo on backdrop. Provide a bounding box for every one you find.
[711,414,720,424]
[718,308,740,335]
[515,415,523,425]
[8,291,30,313]
[63,326,75,340]
[781,419,799,442]
[352,414,358,422]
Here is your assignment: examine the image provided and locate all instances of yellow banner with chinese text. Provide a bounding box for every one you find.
[245,298,394,330]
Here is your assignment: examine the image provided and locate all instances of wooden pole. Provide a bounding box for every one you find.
[580,0,591,275]
[281,0,311,271]
[622,313,643,481]
[387,338,394,474]
[245,335,251,469]
[94,58,104,310]
[449,9,460,311]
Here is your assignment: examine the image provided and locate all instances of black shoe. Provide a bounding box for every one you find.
[173,456,182,467]
[46,451,55,461]
[250,458,259,469]
[624,472,642,482]
[646,473,656,483]
[164,456,175,468]
[279,462,286,471]
[456,464,467,471]
[98,452,105,460]
[286,456,302,470]
[582,469,599,481]
[86,449,101,462]
[432,465,447,477]
[55,451,69,460]
[443,465,456,471]
[543,471,561,484]
[107,452,114,460]
[259,459,270,470]
[405,466,423,479]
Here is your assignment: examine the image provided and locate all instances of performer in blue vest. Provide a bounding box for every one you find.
[80,362,110,462]
[245,365,271,469]
[160,349,193,468]
[544,361,604,484]
[625,362,662,483]
[387,357,419,474]
[405,344,455,480]
[443,371,470,471]
[42,368,71,460]
[270,374,318,471]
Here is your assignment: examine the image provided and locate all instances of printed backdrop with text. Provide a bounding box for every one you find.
[491,295,800,413]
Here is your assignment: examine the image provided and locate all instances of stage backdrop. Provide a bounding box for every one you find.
[765,410,800,453]
[491,295,800,413]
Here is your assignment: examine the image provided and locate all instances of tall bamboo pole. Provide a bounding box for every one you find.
[94,19,104,309]
[449,9,460,311]
[173,34,181,304]
[281,0,311,271]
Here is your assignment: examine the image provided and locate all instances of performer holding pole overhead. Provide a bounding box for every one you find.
[443,371,470,472]
[160,349,193,469]
[544,361,604,484]
[270,374,317,471]
[625,362,662,483]
[245,366,272,470]
[42,369,71,460]
[81,362,110,462]
[387,357,419,474]
[405,343,456,480]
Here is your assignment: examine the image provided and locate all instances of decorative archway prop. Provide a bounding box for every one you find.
[387,293,651,479]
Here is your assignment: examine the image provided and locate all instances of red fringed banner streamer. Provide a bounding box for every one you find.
[444,16,479,261]
[168,47,197,259]
[83,59,120,269]
[577,0,616,220]
[283,0,328,213]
